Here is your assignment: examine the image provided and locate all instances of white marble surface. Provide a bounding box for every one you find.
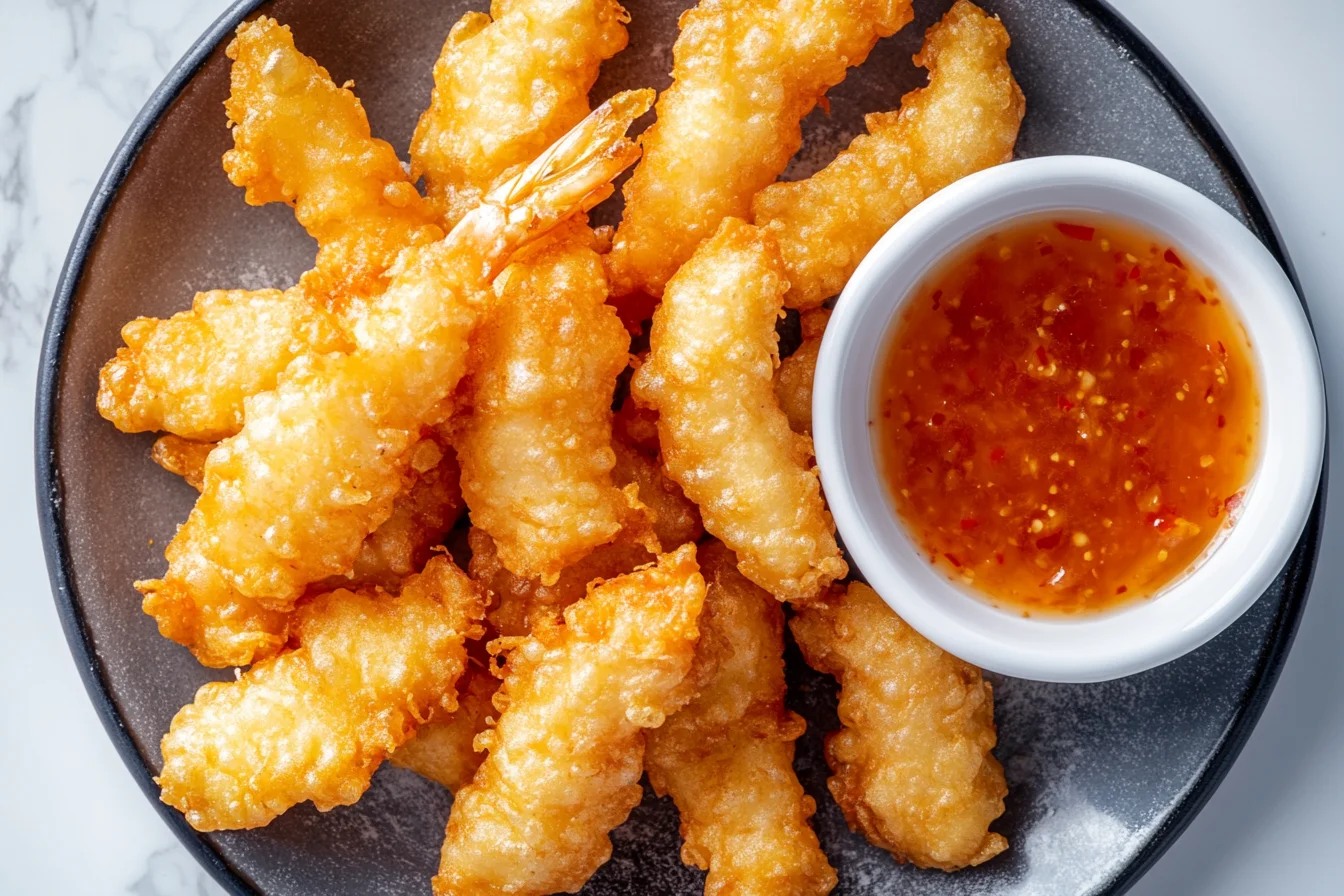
[0,0,1339,893]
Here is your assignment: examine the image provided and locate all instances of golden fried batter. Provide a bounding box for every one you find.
[434,544,706,896]
[790,582,1008,870]
[646,541,835,896]
[157,556,485,831]
[632,218,845,601]
[454,222,634,581]
[225,17,441,309]
[774,308,830,437]
[97,289,349,441]
[611,435,704,550]
[754,0,1024,308]
[391,660,499,793]
[411,0,630,225]
[607,0,913,297]
[151,435,216,491]
[140,94,649,625]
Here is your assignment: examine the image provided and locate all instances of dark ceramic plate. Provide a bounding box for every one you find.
[36,0,1324,894]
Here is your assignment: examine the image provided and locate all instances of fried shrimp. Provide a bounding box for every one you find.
[611,435,704,550]
[434,544,706,896]
[138,93,651,638]
[753,0,1024,308]
[774,308,830,437]
[157,556,485,832]
[607,0,914,297]
[646,541,836,896]
[224,16,442,309]
[151,435,216,491]
[411,0,630,226]
[97,289,349,441]
[454,222,635,581]
[790,582,1008,870]
[632,218,845,601]
[391,660,499,793]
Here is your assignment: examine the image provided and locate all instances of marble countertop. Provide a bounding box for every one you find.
[2,0,1340,893]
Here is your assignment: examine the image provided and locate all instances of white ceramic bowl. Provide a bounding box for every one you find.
[813,155,1325,683]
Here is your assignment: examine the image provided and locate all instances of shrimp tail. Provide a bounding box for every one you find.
[451,89,654,279]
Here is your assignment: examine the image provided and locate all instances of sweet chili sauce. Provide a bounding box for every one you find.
[876,216,1259,616]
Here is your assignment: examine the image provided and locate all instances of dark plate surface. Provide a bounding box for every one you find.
[36,0,1324,894]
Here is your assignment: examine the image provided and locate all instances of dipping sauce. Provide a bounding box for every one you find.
[876,216,1259,616]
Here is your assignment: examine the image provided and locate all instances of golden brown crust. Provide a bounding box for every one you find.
[411,0,630,225]
[150,435,216,491]
[646,541,836,895]
[632,218,845,600]
[390,660,499,793]
[774,308,830,438]
[434,544,707,896]
[157,556,486,831]
[607,0,914,296]
[754,0,1025,308]
[790,582,1008,870]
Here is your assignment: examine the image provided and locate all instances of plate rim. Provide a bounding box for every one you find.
[32,1,1327,894]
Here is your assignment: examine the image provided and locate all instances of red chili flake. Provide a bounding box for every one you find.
[1057,394,1075,411]
[1204,386,1215,401]
[1036,532,1063,550]
[1129,347,1148,370]
[1157,518,1175,533]
[1144,512,1158,526]
[1055,221,1095,241]
[1217,414,1226,429]
[995,552,1005,565]
[931,289,943,310]
[1137,301,1160,322]
[1197,292,1208,304]
[1114,269,1127,287]
[990,446,1007,463]
[1135,445,1149,457]
[967,365,980,386]
[1217,340,1227,356]
[944,553,962,568]
[1136,408,1148,419]
[1225,493,1243,514]
[1039,244,1055,256]
[1035,345,1049,365]
[960,518,979,530]
[1129,265,1142,280]
[1164,248,1186,268]
[1115,585,1128,595]
[931,412,946,426]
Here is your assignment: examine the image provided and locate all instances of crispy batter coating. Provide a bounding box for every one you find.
[139,95,649,624]
[646,541,836,896]
[632,218,845,600]
[434,544,707,896]
[411,0,630,225]
[790,582,1008,870]
[774,308,830,437]
[754,1,1024,308]
[611,435,704,550]
[151,435,216,491]
[157,556,485,832]
[391,660,499,792]
[225,16,441,309]
[454,223,635,581]
[607,0,913,297]
[97,289,349,441]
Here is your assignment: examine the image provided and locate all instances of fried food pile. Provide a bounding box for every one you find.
[98,1,1023,891]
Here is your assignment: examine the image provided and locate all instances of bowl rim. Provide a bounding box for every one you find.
[30,0,1327,894]
[814,154,1325,683]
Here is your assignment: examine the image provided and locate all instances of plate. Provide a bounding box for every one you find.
[36,0,1325,893]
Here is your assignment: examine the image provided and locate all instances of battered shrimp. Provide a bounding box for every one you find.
[224,16,442,309]
[411,0,630,225]
[391,660,499,793]
[138,93,651,641]
[611,436,704,551]
[151,435,216,491]
[774,308,830,437]
[454,222,635,581]
[632,218,845,600]
[646,541,836,896]
[97,288,349,441]
[434,544,706,896]
[157,556,485,832]
[98,18,443,441]
[607,0,914,297]
[754,0,1024,308]
[790,582,1008,870]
